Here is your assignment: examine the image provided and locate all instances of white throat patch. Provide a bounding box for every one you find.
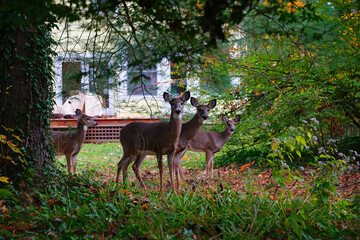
[174,113,182,119]
[83,125,88,131]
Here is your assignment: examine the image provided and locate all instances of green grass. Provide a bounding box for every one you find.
[55,143,208,182]
[1,143,359,239]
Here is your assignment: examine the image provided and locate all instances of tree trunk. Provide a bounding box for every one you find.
[0,26,55,184]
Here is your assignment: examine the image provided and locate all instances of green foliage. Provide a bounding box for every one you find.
[215,148,269,167]
[1,169,358,239]
[1,1,359,238]
[183,0,359,157]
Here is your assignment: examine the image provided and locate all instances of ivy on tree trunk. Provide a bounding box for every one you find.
[0,25,56,185]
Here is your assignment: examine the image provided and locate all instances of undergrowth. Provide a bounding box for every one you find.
[1,171,359,239]
[1,143,359,239]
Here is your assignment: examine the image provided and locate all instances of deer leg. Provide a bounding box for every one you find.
[174,154,181,190]
[72,155,77,175]
[178,149,187,181]
[123,154,136,184]
[167,152,176,191]
[132,153,147,189]
[175,152,185,190]
[205,151,212,179]
[115,153,129,183]
[156,153,164,191]
[210,154,214,179]
[65,154,72,174]
[115,157,123,183]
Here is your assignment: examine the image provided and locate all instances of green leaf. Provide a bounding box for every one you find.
[289,144,295,152]
[0,189,13,199]
[295,136,306,146]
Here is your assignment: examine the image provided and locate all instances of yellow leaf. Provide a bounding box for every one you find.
[0,134,6,143]
[0,176,9,183]
[12,134,23,142]
[4,155,18,165]
[7,141,24,155]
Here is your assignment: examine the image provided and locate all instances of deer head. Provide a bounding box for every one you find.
[163,91,190,119]
[190,97,217,123]
[222,115,241,133]
[75,109,98,131]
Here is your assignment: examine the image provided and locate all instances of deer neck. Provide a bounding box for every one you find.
[76,121,88,142]
[182,114,204,140]
[220,128,232,143]
[168,112,183,142]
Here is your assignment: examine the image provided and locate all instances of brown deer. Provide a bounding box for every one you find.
[177,115,240,179]
[51,109,98,174]
[131,97,217,190]
[115,91,190,191]
[172,97,217,189]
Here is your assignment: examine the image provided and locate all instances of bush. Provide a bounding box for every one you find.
[214,147,269,167]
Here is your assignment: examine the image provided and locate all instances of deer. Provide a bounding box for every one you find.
[176,115,240,179]
[131,96,217,190]
[51,109,98,174]
[171,97,217,189]
[115,91,190,191]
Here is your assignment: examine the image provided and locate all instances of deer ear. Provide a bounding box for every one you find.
[208,99,217,109]
[222,115,228,123]
[190,97,199,107]
[163,92,172,102]
[181,91,190,102]
[75,109,82,116]
[234,115,241,123]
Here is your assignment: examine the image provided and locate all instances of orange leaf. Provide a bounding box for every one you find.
[142,203,149,210]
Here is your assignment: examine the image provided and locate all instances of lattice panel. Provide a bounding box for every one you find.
[85,125,122,143]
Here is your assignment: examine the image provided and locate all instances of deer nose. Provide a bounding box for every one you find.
[95,123,98,126]
[230,128,235,132]
[175,109,181,115]
[202,115,208,120]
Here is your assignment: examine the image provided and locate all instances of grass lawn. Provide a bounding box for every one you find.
[56,142,208,186]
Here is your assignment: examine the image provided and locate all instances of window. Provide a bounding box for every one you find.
[62,62,82,103]
[127,65,157,96]
[89,61,111,107]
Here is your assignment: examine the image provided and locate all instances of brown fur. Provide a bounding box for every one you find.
[51,109,98,174]
[173,97,217,189]
[178,115,240,179]
[116,91,190,191]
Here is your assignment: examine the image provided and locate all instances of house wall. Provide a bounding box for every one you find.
[52,18,174,118]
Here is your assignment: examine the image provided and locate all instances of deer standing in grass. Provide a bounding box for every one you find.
[131,97,217,190]
[115,91,190,191]
[51,109,98,174]
[177,115,240,179]
[171,97,217,189]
